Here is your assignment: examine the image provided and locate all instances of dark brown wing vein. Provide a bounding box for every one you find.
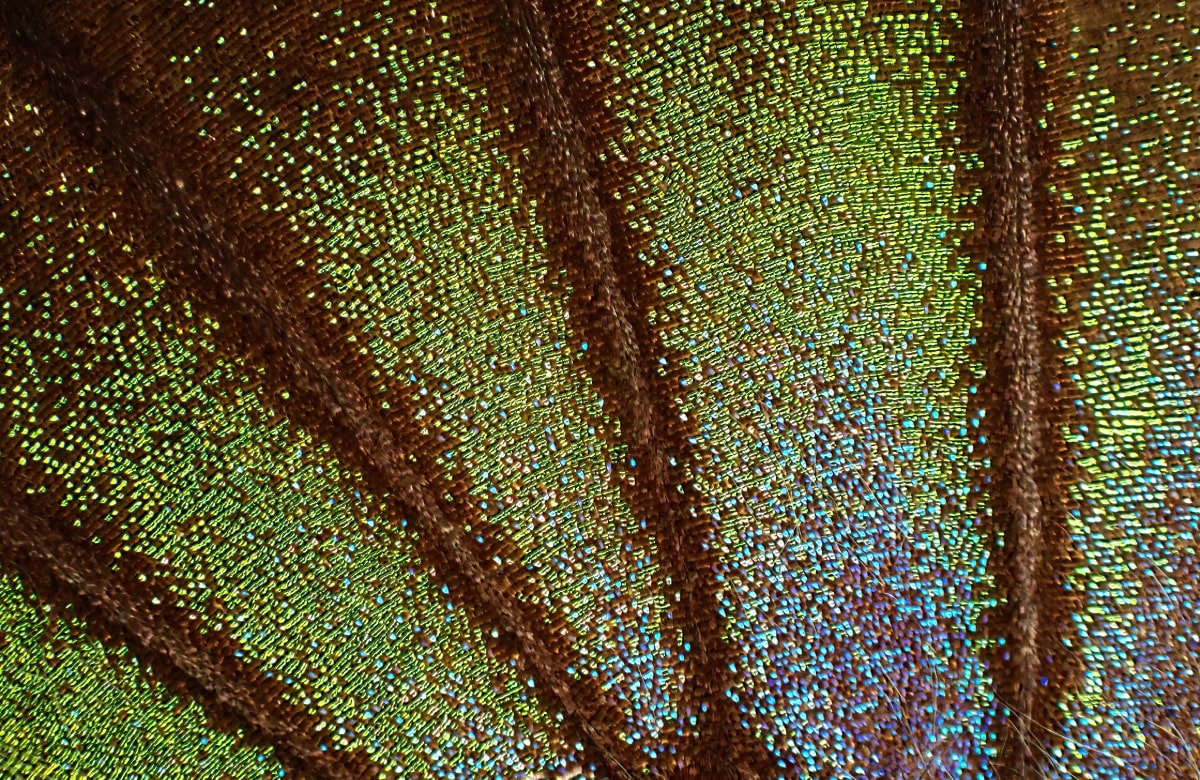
[0,3,637,776]
[959,0,1084,775]
[0,486,381,780]
[455,0,771,775]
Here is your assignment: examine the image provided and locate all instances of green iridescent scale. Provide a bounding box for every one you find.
[0,0,1196,778]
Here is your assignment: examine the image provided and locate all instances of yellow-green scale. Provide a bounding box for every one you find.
[1050,11,1200,774]
[3,265,576,776]
[602,0,991,774]
[0,576,279,779]
[215,7,680,761]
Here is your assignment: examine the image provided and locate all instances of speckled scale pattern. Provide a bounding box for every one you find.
[1044,3,1200,776]
[0,0,1197,778]
[584,1,992,775]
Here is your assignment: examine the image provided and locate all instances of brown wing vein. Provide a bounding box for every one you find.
[959,0,1085,775]
[462,0,774,775]
[0,3,638,776]
[0,486,381,780]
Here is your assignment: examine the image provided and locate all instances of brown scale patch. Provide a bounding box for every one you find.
[956,0,1088,776]
[1124,489,1200,777]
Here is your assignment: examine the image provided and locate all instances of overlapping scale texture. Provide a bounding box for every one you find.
[1046,3,1200,774]
[1,0,1199,777]
[196,0,678,760]
[0,4,584,776]
[0,577,277,779]
[0,167,568,779]
[581,0,992,775]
